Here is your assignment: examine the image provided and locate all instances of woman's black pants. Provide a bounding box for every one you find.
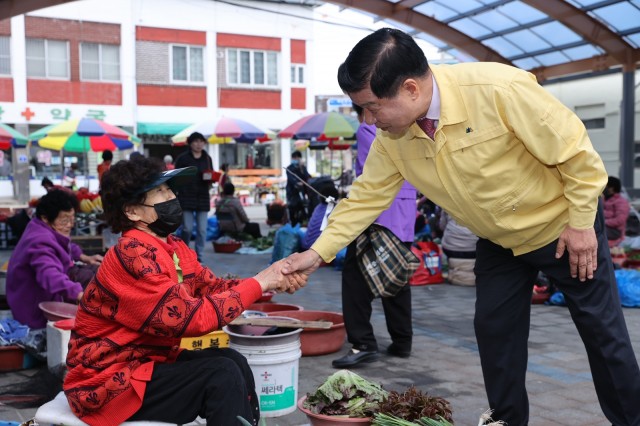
[128,347,259,426]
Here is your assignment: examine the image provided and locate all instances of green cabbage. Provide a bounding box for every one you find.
[304,370,389,417]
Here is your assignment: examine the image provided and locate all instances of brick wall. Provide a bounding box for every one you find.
[24,17,121,104]
[291,87,305,110]
[216,33,284,109]
[135,26,207,107]
[137,85,206,106]
[28,80,121,104]
[219,88,280,109]
[137,26,205,45]
[291,39,305,64]
[290,39,306,109]
[136,41,170,84]
[0,78,13,102]
[0,19,10,36]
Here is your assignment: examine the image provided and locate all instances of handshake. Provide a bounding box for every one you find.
[253,250,324,294]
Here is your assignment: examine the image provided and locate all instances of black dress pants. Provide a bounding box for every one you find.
[128,347,259,426]
[341,239,412,352]
[474,204,640,426]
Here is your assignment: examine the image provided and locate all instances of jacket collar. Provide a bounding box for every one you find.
[429,65,468,126]
[32,216,71,247]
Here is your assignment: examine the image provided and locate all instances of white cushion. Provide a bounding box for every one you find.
[35,392,180,426]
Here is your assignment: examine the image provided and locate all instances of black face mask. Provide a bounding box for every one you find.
[141,198,183,237]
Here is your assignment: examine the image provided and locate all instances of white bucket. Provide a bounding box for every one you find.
[224,321,302,417]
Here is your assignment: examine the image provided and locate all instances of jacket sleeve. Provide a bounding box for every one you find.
[100,239,261,338]
[312,139,404,261]
[70,243,83,262]
[503,71,607,229]
[29,241,83,302]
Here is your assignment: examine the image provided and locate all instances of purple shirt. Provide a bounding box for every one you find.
[356,122,417,242]
[6,217,84,329]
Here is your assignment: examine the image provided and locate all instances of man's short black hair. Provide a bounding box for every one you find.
[338,28,429,99]
[223,182,235,196]
[187,132,206,145]
[291,151,303,159]
[41,177,54,188]
[101,150,113,161]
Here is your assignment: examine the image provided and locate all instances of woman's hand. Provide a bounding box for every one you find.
[80,253,103,265]
[253,259,308,294]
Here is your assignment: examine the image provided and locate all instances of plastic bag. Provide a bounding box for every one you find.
[409,241,444,285]
[207,216,221,241]
[333,247,347,271]
[615,269,640,307]
[270,223,301,264]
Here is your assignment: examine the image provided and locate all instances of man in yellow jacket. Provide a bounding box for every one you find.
[283,28,640,425]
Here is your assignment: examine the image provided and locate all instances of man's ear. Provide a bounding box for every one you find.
[402,78,420,99]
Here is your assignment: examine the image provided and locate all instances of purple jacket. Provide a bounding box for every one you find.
[6,217,83,329]
[356,122,417,242]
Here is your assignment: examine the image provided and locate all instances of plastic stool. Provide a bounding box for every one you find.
[34,392,200,425]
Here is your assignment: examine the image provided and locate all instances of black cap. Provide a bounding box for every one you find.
[137,166,197,194]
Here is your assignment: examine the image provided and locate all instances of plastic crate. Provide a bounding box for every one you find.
[180,330,229,350]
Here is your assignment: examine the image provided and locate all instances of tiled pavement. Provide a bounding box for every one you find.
[1,208,638,425]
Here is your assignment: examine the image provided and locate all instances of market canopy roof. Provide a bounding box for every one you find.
[323,0,640,81]
[0,0,640,80]
[2,0,638,80]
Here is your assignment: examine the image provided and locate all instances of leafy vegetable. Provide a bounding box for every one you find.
[372,413,452,425]
[304,370,389,418]
[376,386,453,423]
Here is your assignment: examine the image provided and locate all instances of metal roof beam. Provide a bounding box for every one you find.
[441,0,513,24]
[523,0,636,69]
[0,0,76,20]
[530,50,640,81]
[509,40,591,61]
[323,0,512,64]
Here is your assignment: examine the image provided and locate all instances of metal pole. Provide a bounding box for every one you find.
[619,69,635,190]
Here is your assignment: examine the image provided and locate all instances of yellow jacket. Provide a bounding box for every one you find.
[312,62,607,260]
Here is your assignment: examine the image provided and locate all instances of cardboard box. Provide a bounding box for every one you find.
[180,330,229,350]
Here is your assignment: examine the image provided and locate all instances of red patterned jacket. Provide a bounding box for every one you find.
[63,229,262,425]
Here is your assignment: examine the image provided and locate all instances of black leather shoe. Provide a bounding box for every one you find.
[332,349,380,368]
[386,343,411,358]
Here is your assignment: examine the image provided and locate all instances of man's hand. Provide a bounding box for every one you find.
[254,259,308,294]
[555,226,598,282]
[281,250,323,282]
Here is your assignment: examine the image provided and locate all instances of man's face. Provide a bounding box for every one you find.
[189,138,206,154]
[349,78,430,135]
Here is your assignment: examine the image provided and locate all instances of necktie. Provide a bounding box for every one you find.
[417,117,437,139]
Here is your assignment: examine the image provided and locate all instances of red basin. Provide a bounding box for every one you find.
[267,310,345,356]
[247,302,304,313]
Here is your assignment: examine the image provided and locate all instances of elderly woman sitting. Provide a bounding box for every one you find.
[6,190,102,330]
[63,156,305,426]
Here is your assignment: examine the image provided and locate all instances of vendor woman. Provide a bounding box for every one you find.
[63,156,306,426]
